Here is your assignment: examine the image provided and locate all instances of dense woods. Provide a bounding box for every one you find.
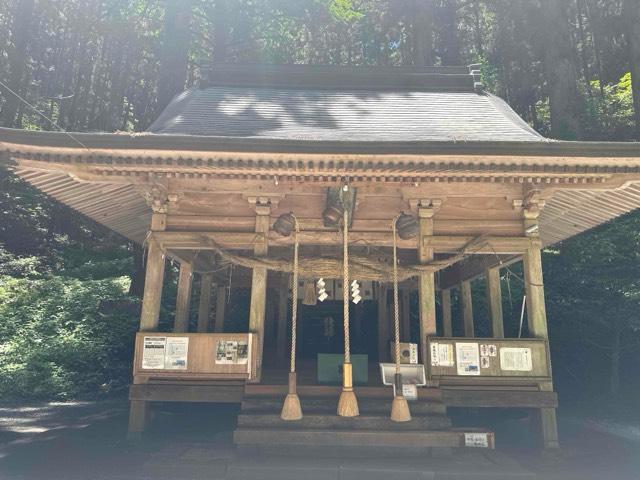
[0,0,638,405]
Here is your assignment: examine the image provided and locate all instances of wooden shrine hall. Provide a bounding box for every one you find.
[2,64,640,453]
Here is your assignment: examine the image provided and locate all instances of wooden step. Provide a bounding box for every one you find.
[234,428,492,449]
[237,413,451,431]
[244,384,443,401]
[240,397,447,415]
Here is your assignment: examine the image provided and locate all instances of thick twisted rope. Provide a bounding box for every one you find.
[392,216,401,375]
[290,216,299,374]
[343,208,351,364]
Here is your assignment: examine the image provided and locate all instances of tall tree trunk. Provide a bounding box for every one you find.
[412,0,434,66]
[156,0,193,116]
[472,0,484,58]
[623,0,640,139]
[438,0,461,66]
[2,0,36,127]
[213,0,228,63]
[540,0,583,140]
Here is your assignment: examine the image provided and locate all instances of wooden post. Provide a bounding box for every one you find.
[418,205,438,364]
[130,206,167,440]
[401,289,411,341]
[214,285,226,333]
[377,283,388,361]
[461,280,474,338]
[248,203,270,382]
[139,238,166,332]
[276,273,289,366]
[524,239,548,338]
[486,267,504,338]
[441,289,452,337]
[520,196,559,449]
[174,262,193,333]
[197,273,213,333]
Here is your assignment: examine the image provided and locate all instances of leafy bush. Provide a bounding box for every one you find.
[0,275,140,400]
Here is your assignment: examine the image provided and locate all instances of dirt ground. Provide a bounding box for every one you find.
[0,399,637,480]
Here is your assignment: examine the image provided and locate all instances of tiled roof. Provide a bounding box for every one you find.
[148,87,544,142]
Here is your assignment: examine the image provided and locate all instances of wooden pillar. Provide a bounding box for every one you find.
[248,202,270,382]
[276,273,289,366]
[418,205,438,364]
[377,283,388,361]
[130,206,167,439]
[197,273,213,333]
[401,289,411,342]
[441,289,452,337]
[486,267,504,338]
[214,285,226,333]
[461,280,474,338]
[174,262,193,333]
[139,238,166,332]
[523,239,548,338]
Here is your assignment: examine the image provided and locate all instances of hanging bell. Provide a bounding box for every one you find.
[396,212,419,240]
[322,204,345,227]
[273,212,296,237]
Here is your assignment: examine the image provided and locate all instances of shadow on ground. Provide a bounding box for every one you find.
[0,400,638,479]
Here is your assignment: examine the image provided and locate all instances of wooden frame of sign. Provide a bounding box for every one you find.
[133,332,258,383]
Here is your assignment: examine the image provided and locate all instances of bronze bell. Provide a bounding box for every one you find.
[322,204,344,227]
[273,212,296,237]
[396,212,419,240]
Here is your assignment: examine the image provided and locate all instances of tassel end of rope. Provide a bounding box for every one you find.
[281,372,303,421]
[390,373,411,422]
[337,363,359,417]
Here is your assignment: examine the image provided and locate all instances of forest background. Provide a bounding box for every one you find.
[0,0,638,416]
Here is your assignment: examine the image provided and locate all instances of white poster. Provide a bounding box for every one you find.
[500,347,533,372]
[465,433,489,448]
[165,337,189,370]
[430,342,454,367]
[455,342,480,376]
[215,340,249,365]
[142,336,166,369]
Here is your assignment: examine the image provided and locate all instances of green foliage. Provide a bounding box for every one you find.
[583,73,636,140]
[0,276,139,400]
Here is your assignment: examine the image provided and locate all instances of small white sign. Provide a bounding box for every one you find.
[165,337,189,370]
[465,433,489,448]
[500,347,533,372]
[431,342,455,367]
[456,342,480,376]
[142,336,167,369]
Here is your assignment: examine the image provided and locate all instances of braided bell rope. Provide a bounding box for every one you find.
[290,216,300,374]
[392,215,401,375]
[342,208,351,364]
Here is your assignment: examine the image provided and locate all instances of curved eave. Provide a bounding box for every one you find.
[1,127,640,161]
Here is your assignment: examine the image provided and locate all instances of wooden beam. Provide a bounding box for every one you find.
[197,273,213,332]
[214,285,226,333]
[486,267,504,339]
[152,230,533,253]
[418,206,437,365]
[174,262,194,332]
[441,289,452,337]
[461,280,474,337]
[248,204,270,382]
[139,239,165,331]
[439,254,518,290]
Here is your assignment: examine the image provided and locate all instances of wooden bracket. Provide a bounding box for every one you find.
[244,194,284,213]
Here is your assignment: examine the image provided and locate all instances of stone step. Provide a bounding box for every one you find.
[234,428,492,450]
[237,413,452,431]
[240,397,447,415]
[244,384,443,401]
